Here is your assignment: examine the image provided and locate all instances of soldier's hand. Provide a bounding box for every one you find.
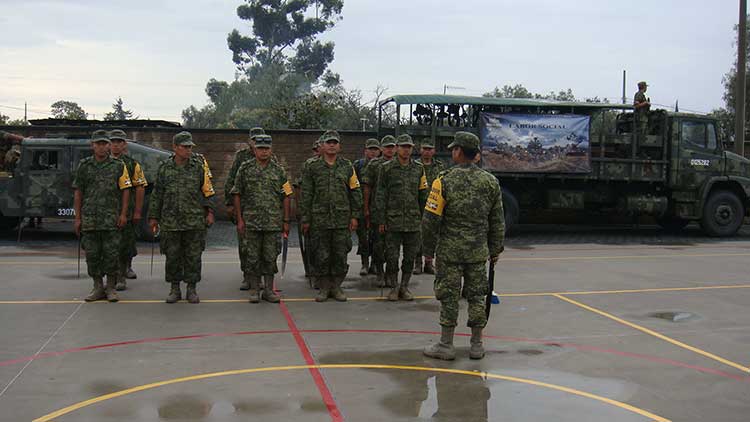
[206,211,215,227]
[378,224,385,234]
[149,218,159,235]
[117,214,127,229]
[282,222,290,236]
[302,223,310,235]
[74,219,81,237]
[237,218,245,237]
[349,218,358,232]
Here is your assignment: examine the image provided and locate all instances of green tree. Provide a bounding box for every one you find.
[716,16,750,143]
[227,0,343,81]
[103,97,136,120]
[50,100,87,119]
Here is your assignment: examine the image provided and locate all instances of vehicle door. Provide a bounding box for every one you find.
[20,146,71,216]
[675,118,724,190]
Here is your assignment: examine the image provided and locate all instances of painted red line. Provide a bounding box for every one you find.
[1,327,746,383]
[279,301,343,422]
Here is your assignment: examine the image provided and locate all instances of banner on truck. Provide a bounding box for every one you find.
[480,113,591,173]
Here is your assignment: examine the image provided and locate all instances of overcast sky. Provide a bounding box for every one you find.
[0,0,740,122]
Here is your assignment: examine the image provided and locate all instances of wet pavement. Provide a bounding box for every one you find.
[0,221,749,421]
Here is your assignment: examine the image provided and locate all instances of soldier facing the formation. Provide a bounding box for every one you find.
[231,134,293,303]
[73,130,133,303]
[108,129,148,291]
[300,130,363,302]
[414,137,445,275]
[148,131,215,304]
[374,134,429,301]
[422,131,505,361]
[225,127,266,291]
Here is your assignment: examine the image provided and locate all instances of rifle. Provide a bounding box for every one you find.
[77,234,81,279]
[280,232,289,279]
[485,260,496,320]
[150,226,158,276]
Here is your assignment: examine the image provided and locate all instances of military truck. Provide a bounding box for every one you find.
[377,94,750,236]
[0,136,171,237]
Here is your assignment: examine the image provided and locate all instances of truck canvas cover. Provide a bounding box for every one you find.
[480,112,591,173]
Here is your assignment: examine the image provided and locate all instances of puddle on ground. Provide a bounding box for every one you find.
[158,394,212,420]
[649,311,697,322]
[231,399,277,415]
[517,349,544,356]
[87,380,128,395]
[299,397,329,413]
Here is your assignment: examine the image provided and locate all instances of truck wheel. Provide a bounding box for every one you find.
[700,190,744,237]
[502,188,519,234]
[656,215,689,232]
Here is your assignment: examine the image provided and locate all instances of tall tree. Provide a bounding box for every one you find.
[227,0,343,81]
[50,100,87,119]
[103,97,136,121]
[713,16,750,143]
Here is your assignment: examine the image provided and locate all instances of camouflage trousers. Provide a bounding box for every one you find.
[242,230,281,276]
[308,228,352,277]
[82,230,122,278]
[385,231,420,275]
[237,229,248,275]
[118,221,138,274]
[370,227,385,265]
[356,218,369,257]
[635,112,648,141]
[159,230,206,284]
[434,261,488,328]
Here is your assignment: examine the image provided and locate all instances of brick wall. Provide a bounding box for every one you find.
[2,125,375,216]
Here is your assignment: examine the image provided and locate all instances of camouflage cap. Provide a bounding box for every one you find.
[396,134,414,146]
[108,129,127,141]
[380,135,396,147]
[420,138,435,148]
[447,131,480,152]
[91,129,110,143]
[312,138,321,149]
[173,131,196,146]
[365,138,380,149]
[320,130,341,144]
[638,81,648,87]
[254,134,272,148]
[249,127,265,140]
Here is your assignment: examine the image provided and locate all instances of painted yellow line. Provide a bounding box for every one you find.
[554,294,750,375]
[4,251,750,267]
[3,284,750,305]
[32,364,670,422]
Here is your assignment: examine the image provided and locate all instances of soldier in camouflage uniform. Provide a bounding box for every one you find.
[295,137,322,287]
[414,138,446,275]
[225,127,266,290]
[422,132,505,360]
[361,135,396,286]
[73,130,133,302]
[109,129,148,291]
[374,134,429,301]
[634,81,651,142]
[231,134,293,303]
[353,138,381,276]
[301,130,363,302]
[148,131,216,304]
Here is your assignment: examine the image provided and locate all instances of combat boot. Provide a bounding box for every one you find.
[240,273,250,291]
[84,277,106,302]
[261,275,280,303]
[165,282,181,303]
[359,256,369,276]
[104,275,119,302]
[186,283,200,304]
[248,276,261,303]
[125,258,137,279]
[386,274,400,301]
[413,256,423,275]
[469,326,485,360]
[423,260,435,275]
[386,270,398,288]
[331,275,347,302]
[423,326,456,361]
[399,273,414,301]
[115,271,127,291]
[315,277,330,302]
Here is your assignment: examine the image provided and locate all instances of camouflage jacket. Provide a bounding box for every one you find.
[373,159,429,231]
[416,158,446,187]
[117,154,148,218]
[300,156,363,229]
[353,157,370,180]
[224,148,254,206]
[421,163,505,263]
[73,156,132,231]
[361,156,391,211]
[230,159,293,231]
[148,156,215,231]
[634,91,650,114]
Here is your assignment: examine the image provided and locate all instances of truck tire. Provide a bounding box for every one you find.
[700,190,744,237]
[502,188,519,234]
[656,215,689,233]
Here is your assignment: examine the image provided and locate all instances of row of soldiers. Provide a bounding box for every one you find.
[75,127,504,360]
